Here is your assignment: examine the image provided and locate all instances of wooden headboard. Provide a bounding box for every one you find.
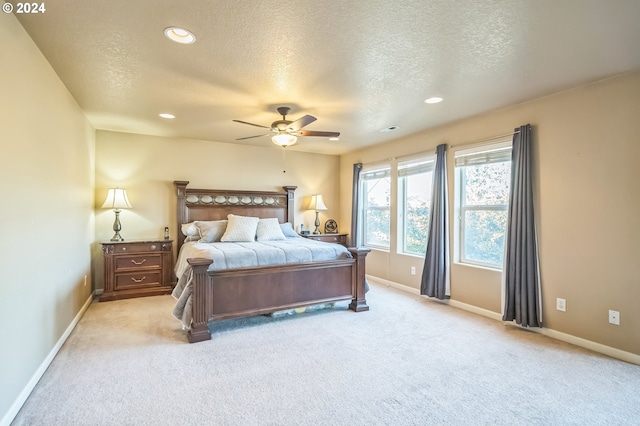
[174,181,297,252]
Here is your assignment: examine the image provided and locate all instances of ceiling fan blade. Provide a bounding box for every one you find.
[295,130,340,138]
[287,115,317,132]
[236,133,270,140]
[233,119,271,129]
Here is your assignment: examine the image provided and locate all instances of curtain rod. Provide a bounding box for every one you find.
[450,129,519,149]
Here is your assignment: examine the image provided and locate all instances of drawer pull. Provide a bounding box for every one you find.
[131,259,147,265]
[131,276,146,283]
[150,245,157,250]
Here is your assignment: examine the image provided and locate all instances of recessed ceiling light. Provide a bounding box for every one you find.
[159,113,175,119]
[380,126,400,132]
[329,137,339,141]
[164,27,196,44]
[424,97,443,104]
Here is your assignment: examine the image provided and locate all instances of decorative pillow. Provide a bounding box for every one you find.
[257,218,287,241]
[184,235,200,242]
[181,222,198,237]
[220,215,259,242]
[195,220,228,243]
[280,222,301,238]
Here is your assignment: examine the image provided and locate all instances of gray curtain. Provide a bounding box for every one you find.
[420,144,450,299]
[350,163,363,247]
[502,124,542,327]
[351,163,370,292]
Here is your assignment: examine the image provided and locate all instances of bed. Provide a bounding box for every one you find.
[173,181,370,343]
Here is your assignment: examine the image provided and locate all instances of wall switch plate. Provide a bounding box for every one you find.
[410,266,416,275]
[609,310,620,325]
[556,298,566,312]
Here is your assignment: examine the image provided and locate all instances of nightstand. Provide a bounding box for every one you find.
[300,233,348,247]
[100,239,174,301]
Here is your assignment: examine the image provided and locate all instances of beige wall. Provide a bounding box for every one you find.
[0,14,95,422]
[340,72,640,355]
[94,131,341,290]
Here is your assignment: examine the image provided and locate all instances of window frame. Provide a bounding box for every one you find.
[454,141,511,269]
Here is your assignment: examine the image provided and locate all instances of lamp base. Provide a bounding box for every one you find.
[110,233,124,242]
[111,209,124,241]
[313,211,321,234]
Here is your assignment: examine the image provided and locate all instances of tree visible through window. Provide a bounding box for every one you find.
[455,142,511,268]
[398,157,434,255]
[361,166,390,249]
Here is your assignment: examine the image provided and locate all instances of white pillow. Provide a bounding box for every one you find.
[181,222,198,237]
[257,218,287,241]
[195,220,228,243]
[280,222,301,238]
[221,215,259,242]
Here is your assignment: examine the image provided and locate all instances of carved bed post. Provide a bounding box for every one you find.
[187,258,214,343]
[174,181,190,252]
[348,247,370,312]
[282,186,297,224]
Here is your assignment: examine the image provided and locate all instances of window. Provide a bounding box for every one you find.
[397,157,434,255]
[455,142,511,268]
[361,165,391,249]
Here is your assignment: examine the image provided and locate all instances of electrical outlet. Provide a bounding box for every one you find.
[556,298,566,312]
[410,266,416,275]
[609,310,620,325]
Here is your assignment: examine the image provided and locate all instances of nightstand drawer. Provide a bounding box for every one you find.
[113,242,169,253]
[321,235,345,244]
[300,233,348,246]
[115,254,162,271]
[114,271,162,290]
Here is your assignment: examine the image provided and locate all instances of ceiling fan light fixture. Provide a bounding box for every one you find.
[164,27,196,44]
[272,133,298,147]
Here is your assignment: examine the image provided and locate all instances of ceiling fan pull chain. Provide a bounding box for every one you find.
[282,146,287,173]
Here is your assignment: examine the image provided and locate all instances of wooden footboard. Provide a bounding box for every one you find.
[187,247,370,343]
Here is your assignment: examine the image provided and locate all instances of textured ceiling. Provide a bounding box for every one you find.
[14,0,640,155]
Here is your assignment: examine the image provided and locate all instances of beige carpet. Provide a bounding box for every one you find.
[12,282,640,425]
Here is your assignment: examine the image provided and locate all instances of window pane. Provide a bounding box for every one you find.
[363,173,390,248]
[365,208,390,247]
[463,209,508,265]
[403,172,431,255]
[366,177,390,206]
[463,162,510,205]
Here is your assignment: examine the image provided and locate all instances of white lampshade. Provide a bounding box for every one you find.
[272,133,298,147]
[307,194,328,211]
[102,188,132,210]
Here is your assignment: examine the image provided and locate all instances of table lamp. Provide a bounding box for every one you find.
[102,188,132,241]
[307,194,327,235]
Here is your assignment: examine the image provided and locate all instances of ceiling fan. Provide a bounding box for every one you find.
[233,107,340,147]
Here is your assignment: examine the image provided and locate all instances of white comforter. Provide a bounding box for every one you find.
[172,237,351,327]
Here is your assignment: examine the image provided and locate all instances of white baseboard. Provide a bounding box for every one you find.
[367,275,640,366]
[368,275,420,295]
[535,327,640,365]
[1,292,94,426]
